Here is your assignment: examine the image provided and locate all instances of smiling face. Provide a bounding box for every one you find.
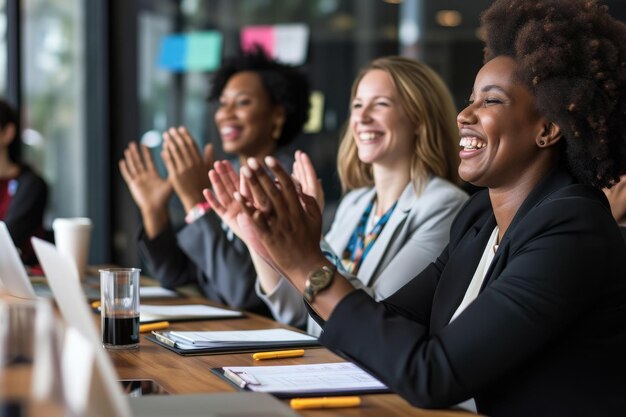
[214,71,281,158]
[350,69,416,168]
[457,56,548,189]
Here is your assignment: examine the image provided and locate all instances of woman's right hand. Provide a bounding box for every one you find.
[119,142,173,237]
[119,142,172,213]
[292,150,325,213]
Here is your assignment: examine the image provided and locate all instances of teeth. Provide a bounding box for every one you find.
[459,136,486,150]
[221,126,237,135]
[358,132,377,141]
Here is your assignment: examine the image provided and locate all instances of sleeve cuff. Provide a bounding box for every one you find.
[185,202,211,224]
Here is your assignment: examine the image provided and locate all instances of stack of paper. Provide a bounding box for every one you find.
[140,304,243,323]
[140,287,179,299]
[148,328,318,355]
[214,362,389,397]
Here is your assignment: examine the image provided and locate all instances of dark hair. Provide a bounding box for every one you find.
[481,0,626,189]
[0,98,20,164]
[208,47,311,148]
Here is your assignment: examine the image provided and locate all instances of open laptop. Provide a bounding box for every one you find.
[0,221,37,298]
[31,237,299,417]
[0,221,100,299]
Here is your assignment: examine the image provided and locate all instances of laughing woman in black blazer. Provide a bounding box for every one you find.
[228,0,626,415]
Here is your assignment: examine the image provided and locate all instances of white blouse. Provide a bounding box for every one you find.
[449,226,500,323]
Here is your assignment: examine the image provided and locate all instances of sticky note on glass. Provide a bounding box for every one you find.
[303,91,325,133]
[158,31,223,72]
[158,34,187,71]
[187,32,222,71]
[241,24,309,66]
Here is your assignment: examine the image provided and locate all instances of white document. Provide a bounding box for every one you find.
[140,304,242,323]
[222,362,388,395]
[140,286,179,299]
[170,328,315,346]
[0,221,37,299]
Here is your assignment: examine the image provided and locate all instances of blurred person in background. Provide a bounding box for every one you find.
[120,48,310,315]
[0,98,48,265]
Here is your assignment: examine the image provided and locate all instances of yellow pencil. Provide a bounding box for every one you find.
[139,321,170,333]
[252,349,305,360]
[290,396,361,410]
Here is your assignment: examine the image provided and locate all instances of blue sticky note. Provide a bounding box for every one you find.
[187,31,222,71]
[158,34,187,71]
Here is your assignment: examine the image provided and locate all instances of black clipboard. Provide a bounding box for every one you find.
[145,333,320,356]
[210,367,391,398]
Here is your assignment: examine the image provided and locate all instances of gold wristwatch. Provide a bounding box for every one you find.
[303,265,336,303]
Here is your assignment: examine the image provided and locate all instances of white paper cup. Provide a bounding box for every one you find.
[52,217,92,280]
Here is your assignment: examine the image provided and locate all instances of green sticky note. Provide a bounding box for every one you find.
[186,31,222,71]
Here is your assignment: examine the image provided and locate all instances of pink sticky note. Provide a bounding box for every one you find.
[241,26,275,58]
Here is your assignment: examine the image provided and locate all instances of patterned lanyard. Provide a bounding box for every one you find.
[342,198,397,275]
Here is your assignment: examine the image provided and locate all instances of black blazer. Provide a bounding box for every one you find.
[319,168,626,417]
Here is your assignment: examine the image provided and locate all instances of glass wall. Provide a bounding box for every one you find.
[21,0,85,225]
[0,0,6,96]
[4,0,626,266]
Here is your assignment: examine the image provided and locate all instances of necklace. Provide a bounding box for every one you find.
[492,227,500,254]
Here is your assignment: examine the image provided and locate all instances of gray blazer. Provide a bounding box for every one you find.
[257,176,468,335]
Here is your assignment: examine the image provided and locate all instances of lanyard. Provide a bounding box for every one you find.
[342,198,397,275]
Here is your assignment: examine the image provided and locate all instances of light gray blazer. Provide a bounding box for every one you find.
[256,176,469,336]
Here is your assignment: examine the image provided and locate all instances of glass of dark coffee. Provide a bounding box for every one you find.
[99,268,140,349]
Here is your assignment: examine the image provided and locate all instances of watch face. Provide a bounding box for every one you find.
[309,269,332,287]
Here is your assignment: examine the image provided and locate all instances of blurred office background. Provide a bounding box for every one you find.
[2,0,625,269]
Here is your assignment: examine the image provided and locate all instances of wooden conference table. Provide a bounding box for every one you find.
[105,290,475,417]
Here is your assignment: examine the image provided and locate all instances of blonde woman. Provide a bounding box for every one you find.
[207,56,467,335]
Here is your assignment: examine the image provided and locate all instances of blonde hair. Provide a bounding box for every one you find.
[337,56,459,194]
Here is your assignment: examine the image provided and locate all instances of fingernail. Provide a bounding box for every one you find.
[265,156,276,167]
[241,166,252,178]
[247,158,259,170]
[233,191,242,201]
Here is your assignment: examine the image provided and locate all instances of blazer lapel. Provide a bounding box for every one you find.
[430,213,496,329]
[481,167,576,289]
[359,183,414,286]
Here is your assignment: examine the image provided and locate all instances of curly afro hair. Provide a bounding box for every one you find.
[481,0,626,189]
[208,47,311,148]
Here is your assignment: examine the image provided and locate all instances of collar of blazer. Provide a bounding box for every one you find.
[431,167,578,328]
[351,181,419,287]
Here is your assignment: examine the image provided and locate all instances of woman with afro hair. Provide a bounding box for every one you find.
[222,0,626,415]
[119,48,310,317]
